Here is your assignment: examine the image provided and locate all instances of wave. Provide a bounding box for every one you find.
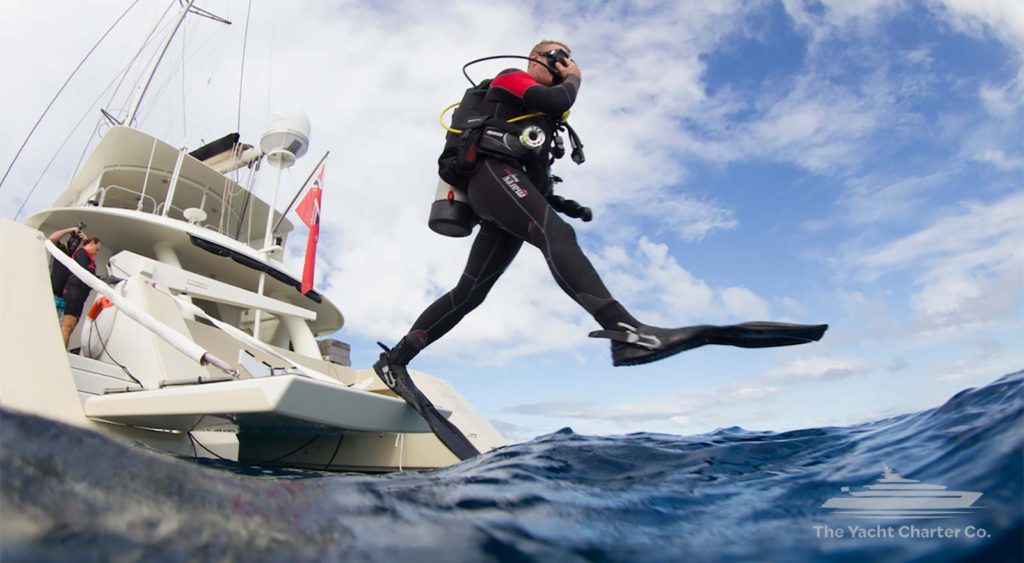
[2,371,1021,562]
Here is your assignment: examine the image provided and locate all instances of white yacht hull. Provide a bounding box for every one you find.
[0,219,504,472]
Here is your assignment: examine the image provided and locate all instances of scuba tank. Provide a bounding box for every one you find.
[429,118,546,238]
[429,179,476,238]
[430,79,490,237]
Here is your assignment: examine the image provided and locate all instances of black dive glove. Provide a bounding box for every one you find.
[547,194,593,222]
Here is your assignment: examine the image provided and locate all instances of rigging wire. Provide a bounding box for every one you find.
[188,432,233,461]
[136,20,232,130]
[267,1,278,116]
[13,55,156,221]
[180,17,188,141]
[234,160,259,241]
[237,0,253,134]
[68,2,178,185]
[0,0,144,192]
[189,432,323,465]
[104,2,178,123]
[323,434,345,471]
[13,9,178,221]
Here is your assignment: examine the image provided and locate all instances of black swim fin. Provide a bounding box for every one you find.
[373,344,480,461]
[590,322,828,367]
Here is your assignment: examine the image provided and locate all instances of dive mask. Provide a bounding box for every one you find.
[537,48,571,82]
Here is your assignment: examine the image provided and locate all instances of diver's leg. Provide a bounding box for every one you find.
[470,159,639,331]
[385,222,523,365]
[470,160,829,366]
[371,224,519,460]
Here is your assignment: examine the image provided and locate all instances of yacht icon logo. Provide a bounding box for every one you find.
[822,466,983,519]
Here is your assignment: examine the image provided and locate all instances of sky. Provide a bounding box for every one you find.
[1,0,1021,442]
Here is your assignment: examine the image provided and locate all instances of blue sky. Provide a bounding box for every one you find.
[1,1,1021,442]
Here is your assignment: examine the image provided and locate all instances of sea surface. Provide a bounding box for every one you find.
[2,372,1021,562]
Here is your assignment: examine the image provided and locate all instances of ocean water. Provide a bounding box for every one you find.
[1,372,1021,563]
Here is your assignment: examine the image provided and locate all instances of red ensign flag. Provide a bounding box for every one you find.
[295,164,324,294]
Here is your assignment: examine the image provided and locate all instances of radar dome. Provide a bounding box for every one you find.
[260,107,310,168]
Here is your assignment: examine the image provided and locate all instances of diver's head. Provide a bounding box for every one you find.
[528,40,571,85]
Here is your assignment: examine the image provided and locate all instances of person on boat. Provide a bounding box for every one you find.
[48,225,85,317]
[60,236,101,347]
[374,41,826,387]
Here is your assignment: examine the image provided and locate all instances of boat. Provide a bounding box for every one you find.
[0,2,504,472]
[821,466,983,517]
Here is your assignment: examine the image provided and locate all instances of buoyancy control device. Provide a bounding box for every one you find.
[430,79,490,237]
[429,55,588,238]
[432,80,547,237]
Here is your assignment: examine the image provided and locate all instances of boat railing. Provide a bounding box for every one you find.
[154,200,188,221]
[93,176,245,236]
[44,239,339,388]
[97,184,158,214]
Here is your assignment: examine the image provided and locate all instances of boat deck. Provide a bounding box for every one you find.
[83,374,445,434]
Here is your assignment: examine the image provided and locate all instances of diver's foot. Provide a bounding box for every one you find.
[373,343,481,461]
[590,321,828,367]
[372,346,419,404]
[591,323,713,367]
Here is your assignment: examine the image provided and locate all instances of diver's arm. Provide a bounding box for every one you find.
[491,68,581,115]
[522,73,580,114]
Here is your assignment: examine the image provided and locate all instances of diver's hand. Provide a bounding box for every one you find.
[556,58,580,80]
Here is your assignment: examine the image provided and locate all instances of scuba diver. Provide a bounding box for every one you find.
[374,41,827,460]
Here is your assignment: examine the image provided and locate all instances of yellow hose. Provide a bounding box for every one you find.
[440,103,558,135]
[439,102,462,134]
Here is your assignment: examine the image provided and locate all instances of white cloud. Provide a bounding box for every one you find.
[781,0,909,45]
[591,236,775,327]
[503,378,783,424]
[674,74,892,174]
[765,355,868,381]
[499,351,872,431]
[840,168,959,225]
[628,193,738,242]
[928,0,1024,55]
[888,357,909,372]
[979,83,1019,117]
[936,353,1024,383]
[971,149,1023,171]
[722,286,772,320]
[849,193,1024,331]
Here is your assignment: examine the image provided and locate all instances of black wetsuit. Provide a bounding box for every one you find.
[399,69,637,357]
[63,247,96,318]
[50,240,72,298]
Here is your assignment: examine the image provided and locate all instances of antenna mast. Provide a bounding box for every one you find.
[124,0,230,127]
